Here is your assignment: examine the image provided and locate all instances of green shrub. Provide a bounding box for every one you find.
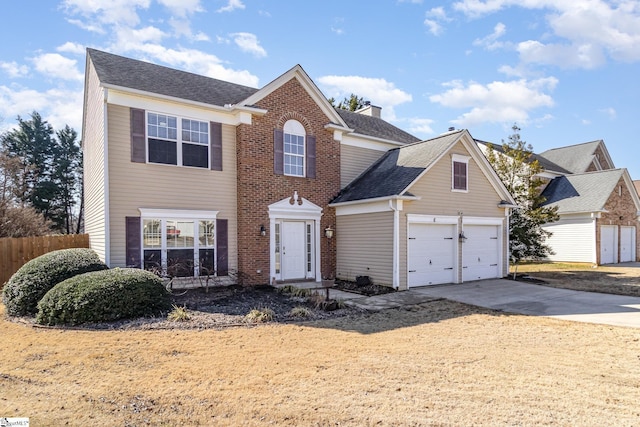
[2,248,108,316]
[36,268,172,326]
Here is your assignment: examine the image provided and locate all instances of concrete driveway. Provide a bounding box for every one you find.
[411,279,640,328]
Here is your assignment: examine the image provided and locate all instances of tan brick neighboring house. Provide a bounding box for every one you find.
[82,48,517,289]
[527,141,639,265]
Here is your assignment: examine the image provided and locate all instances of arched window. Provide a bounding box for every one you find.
[283,120,305,177]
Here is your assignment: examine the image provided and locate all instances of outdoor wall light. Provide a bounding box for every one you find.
[260,224,266,236]
[459,231,467,242]
[324,226,334,239]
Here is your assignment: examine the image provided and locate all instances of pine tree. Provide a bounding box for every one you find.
[485,124,559,271]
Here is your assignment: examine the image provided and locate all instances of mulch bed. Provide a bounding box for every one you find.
[334,279,396,296]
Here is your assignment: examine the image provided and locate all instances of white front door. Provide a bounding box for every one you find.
[281,221,306,280]
[408,223,457,287]
[462,225,500,281]
[620,226,636,263]
[600,225,618,264]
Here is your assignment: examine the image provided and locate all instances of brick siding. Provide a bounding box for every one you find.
[236,78,340,284]
[596,177,639,263]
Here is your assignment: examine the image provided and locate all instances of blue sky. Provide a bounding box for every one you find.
[1,0,639,178]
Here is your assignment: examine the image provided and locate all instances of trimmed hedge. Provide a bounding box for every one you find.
[36,268,172,326]
[2,248,108,316]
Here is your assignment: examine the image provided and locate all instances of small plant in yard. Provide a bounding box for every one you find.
[168,305,190,322]
[2,248,108,316]
[278,285,310,297]
[244,307,275,323]
[289,306,312,318]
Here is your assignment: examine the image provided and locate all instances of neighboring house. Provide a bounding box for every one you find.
[479,138,639,265]
[83,48,428,287]
[330,130,515,289]
[634,180,640,199]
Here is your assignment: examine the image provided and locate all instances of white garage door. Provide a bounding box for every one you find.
[462,225,500,281]
[600,225,618,264]
[408,223,457,287]
[620,226,636,263]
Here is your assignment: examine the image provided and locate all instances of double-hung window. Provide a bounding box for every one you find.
[147,112,209,169]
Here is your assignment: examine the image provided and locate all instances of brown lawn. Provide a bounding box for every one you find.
[2,297,640,426]
[513,262,640,296]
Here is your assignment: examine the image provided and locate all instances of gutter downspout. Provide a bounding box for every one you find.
[389,200,400,289]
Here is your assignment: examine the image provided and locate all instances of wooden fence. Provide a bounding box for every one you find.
[0,234,90,286]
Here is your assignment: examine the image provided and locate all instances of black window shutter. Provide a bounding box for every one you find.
[216,218,228,276]
[210,121,223,171]
[130,108,146,163]
[306,135,316,179]
[125,216,142,268]
[274,129,284,175]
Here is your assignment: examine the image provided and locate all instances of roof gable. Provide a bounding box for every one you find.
[541,168,640,214]
[240,64,347,128]
[538,140,614,174]
[331,130,514,205]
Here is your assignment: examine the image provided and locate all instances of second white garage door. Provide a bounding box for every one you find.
[620,226,636,263]
[462,225,500,281]
[408,223,457,287]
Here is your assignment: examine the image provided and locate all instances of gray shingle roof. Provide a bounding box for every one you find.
[335,109,421,145]
[88,48,420,145]
[332,131,463,203]
[541,169,625,213]
[538,140,603,174]
[87,48,259,106]
[475,139,571,174]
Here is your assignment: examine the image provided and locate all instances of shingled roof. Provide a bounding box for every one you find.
[88,48,260,107]
[540,169,626,213]
[336,109,421,145]
[332,130,464,204]
[538,140,607,174]
[87,48,419,145]
[475,139,571,174]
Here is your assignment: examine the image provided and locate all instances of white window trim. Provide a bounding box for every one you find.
[146,111,210,169]
[451,154,471,193]
[283,119,306,177]
[139,209,219,277]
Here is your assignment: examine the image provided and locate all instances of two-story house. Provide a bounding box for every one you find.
[83,48,515,290]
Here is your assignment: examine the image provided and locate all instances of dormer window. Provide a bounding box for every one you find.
[452,154,471,192]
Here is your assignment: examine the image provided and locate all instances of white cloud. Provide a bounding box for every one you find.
[157,0,203,17]
[230,33,267,58]
[405,117,435,135]
[424,7,451,36]
[0,62,29,78]
[57,42,86,55]
[453,0,640,68]
[32,53,84,81]
[429,77,558,127]
[217,0,245,13]
[0,85,84,132]
[318,75,412,120]
[62,0,151,31]
[125,44,259,87]
[473,22,507,50]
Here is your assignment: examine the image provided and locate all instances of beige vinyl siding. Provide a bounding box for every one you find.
[336,211,394,286]
[82,60,107,262]
[340,144,387,188]
[106,104,238,271]
[401,141,508,284]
